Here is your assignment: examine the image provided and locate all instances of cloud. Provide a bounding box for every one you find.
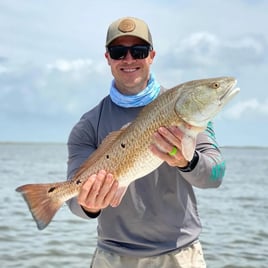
[0,56,8,63]
[0,56,9,73]
[222,98,268,120]
[0,59,110,121]
[0,65,8,74]
[222,34,267,65]
[158,32,267,72]
[0,0,267,144]
[46,59,93,72]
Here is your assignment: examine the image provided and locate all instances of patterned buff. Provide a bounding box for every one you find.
[109,73,161,108]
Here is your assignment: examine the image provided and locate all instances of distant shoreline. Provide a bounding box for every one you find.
[221,146,268,150]
[0,141,267,150]
[0,141,66,145]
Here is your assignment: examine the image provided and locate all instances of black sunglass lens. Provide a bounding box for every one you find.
[109,46,128,60]
[108,45,151,60]
[130,46,150,59]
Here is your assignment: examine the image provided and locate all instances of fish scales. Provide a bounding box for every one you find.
[74,85,181,186]
[16,77,240,230]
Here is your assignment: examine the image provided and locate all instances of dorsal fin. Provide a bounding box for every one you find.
[98,129,125,154]
[72,125,128,179]
[97,122,130,153]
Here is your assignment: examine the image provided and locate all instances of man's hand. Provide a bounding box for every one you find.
[150,126,189,168]
[77,170,119,214]
[78,126,190,214]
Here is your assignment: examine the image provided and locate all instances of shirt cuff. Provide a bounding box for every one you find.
[178,151,199,172]
[81,206,101,218]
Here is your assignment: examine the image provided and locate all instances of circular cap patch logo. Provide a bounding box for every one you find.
[118,19,136,33]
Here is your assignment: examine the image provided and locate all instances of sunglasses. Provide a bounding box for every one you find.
[107,45,152,60]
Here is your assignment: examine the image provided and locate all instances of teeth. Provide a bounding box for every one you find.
[123,68,136,72]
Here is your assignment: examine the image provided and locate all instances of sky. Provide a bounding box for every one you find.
[0,0,267,146]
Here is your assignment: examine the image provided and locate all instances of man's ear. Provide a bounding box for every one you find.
[149,50,156,64]
[105,52,111,66]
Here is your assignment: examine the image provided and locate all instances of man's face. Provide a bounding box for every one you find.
[105,36,156,95]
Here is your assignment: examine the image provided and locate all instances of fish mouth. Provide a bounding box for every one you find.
[220,80,240,105]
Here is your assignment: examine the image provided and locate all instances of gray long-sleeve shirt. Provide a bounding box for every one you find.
[66,94,225,257]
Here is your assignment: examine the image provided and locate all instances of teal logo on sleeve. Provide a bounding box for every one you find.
[210,161,226,181]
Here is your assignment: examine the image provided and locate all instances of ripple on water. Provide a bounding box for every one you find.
[1,145,268,268]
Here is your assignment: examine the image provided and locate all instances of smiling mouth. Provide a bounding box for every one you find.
[121,67,139,72]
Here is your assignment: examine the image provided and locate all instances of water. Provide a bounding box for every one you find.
[0,143,267,267]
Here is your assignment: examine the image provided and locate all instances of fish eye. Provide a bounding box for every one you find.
[212,82,220,89]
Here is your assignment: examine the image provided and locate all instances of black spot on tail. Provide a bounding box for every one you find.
[48,187,56,193]
[121,143,126,148]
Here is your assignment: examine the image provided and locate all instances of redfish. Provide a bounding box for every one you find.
[16,77,240,230]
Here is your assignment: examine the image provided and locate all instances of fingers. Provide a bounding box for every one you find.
[154,127,181,151]
[97,173,119,208]
[77,170,119,211]
[151,126,189,168]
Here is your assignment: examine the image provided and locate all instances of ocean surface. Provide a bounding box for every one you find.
[0,143,267,268]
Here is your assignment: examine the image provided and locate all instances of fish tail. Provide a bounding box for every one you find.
[16,183,65,230]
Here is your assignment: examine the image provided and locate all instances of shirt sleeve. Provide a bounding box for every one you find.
[66,117,98,219]
[179,121,226,189]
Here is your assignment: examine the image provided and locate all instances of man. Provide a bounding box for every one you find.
[67,16,225,268]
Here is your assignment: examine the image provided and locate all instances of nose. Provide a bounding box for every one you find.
[123,50,136,61]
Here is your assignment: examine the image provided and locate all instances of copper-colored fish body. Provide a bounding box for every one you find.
[16,77,240,230]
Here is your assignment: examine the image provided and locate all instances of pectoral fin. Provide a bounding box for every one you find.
[181,134,196,161]
[179,124,205,161]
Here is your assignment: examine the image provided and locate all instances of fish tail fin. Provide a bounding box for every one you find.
[16,183,65,230]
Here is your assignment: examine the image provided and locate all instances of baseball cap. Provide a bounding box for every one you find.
[105,17,153,48]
